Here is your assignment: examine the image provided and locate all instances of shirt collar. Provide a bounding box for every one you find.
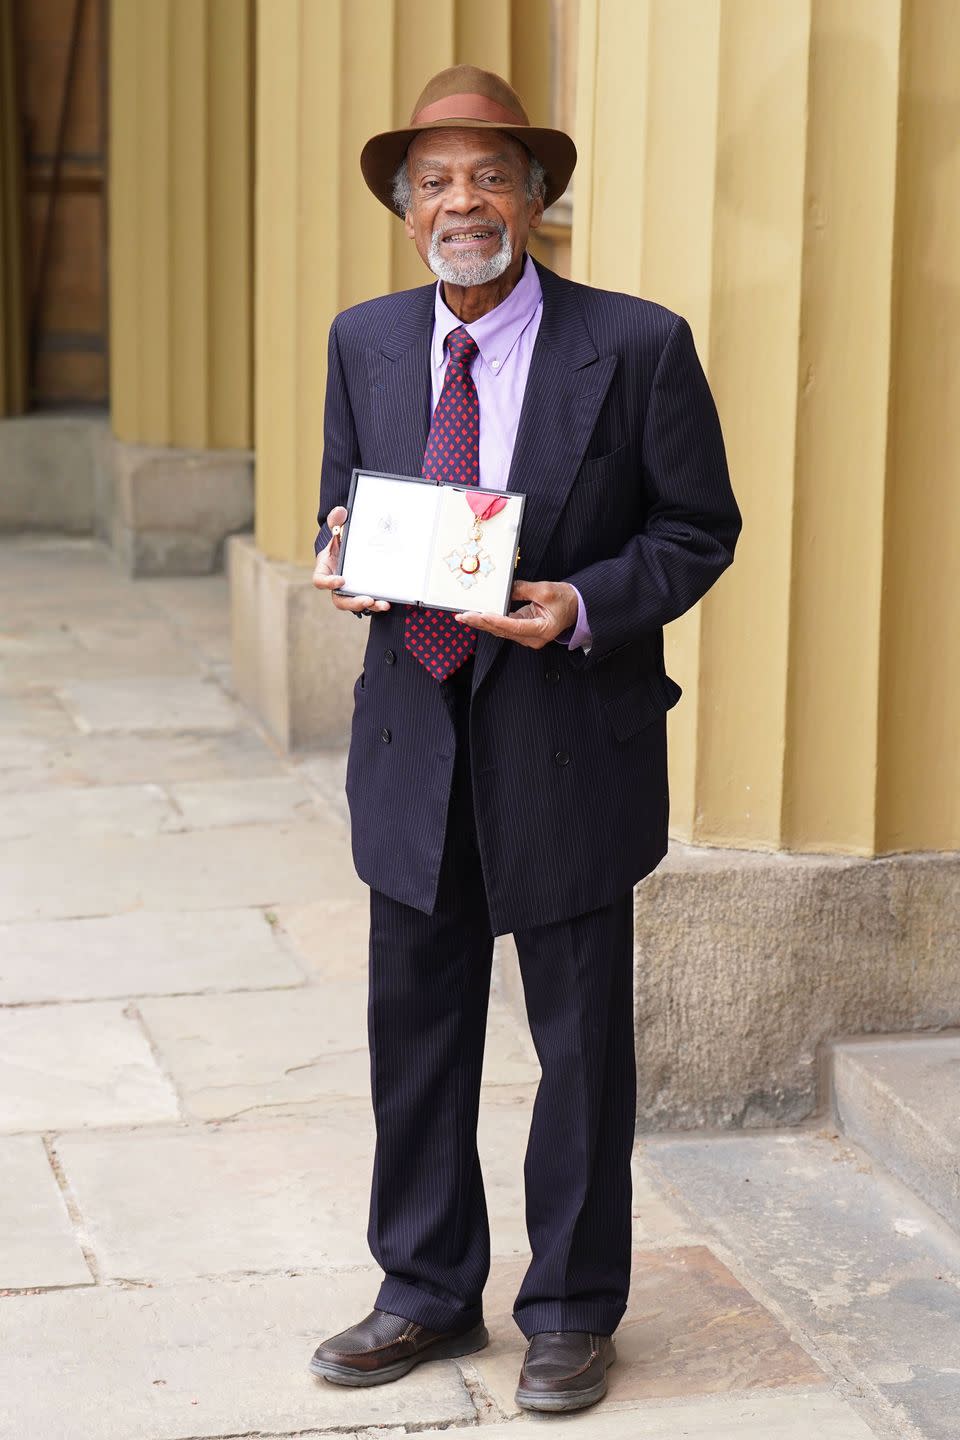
[432,253,543,376]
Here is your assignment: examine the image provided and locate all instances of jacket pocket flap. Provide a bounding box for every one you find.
[599,668,682,741]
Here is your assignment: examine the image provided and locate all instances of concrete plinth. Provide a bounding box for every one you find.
[0,417,253,577]
[629,845,960,1130]
[109,440,253,576]
[227,535,366,751]
[0,412,110,534]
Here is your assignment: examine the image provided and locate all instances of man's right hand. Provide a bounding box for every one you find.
[311,506,391,614]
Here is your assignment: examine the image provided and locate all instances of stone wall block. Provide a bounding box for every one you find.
[0,414,109,533]
[228,534,366,751]
[111,440,253,576]
[630,847,960,1132]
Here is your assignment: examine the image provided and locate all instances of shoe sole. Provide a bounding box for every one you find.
[309,1321,489,1388]
[514,1350,615,1413]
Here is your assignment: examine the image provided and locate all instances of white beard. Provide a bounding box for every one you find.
[427,224,513,287]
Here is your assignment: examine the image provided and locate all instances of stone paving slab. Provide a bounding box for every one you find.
[57,676,242,734]
[134,574,231,627]
[471,1246,825,1419]
[272,896,370,978]
[0,1136,91,1290]
[0,781,176,840]
[0,726,288,793]
[631,1156,699,1246]
[138,984,540,1121]
[644,1130,960,1440]
[0,618,79,659]
[2,639,206,686]
[292,748,351,826]
[1,582,157,621]
[0,908,304,1004]
[0,819,362,921]
[54,1102,537,1282]
[410,1390,878,1440]
[56,1116,380,1281]
[0,1003,180,1132]
[0,1270,475,1440]
[67,617,197,657]
[135,578,234,666]
[0,688,76,740]
[166,775,321,830]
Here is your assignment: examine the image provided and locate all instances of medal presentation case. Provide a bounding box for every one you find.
[335,469,526,616]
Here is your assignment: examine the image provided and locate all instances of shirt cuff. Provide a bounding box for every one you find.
[555,587,593,653]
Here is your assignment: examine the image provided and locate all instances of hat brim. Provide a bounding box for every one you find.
[360,121,577,214]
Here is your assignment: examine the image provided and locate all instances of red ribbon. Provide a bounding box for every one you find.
[466,492,508,522]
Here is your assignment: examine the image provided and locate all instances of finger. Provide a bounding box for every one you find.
[326,505,348,528]
[332,592,374,612]
[511,579,543,602]
[456,610,548,640]
[313,572,346,590]
[332,593,391,613]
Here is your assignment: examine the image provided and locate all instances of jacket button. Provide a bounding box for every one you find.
[380,727,392,743]
[384,649,396,665]
[554,750,570,767]
[545,668,560,685]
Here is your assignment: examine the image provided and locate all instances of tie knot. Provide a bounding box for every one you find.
[446,326,479,368]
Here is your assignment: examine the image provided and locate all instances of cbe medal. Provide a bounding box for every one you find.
[444,491,508,591]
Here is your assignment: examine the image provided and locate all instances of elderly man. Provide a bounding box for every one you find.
[309,66,740,1414]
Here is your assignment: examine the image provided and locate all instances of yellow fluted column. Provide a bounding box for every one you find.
[573,0,960,858]
[876,0,960,852]
[109,0,253,449]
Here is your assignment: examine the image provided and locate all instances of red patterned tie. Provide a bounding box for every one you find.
[404,326,481,681]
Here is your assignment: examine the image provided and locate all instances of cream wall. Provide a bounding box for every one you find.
[573,0,960,857]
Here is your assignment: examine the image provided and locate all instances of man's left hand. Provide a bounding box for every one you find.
[455,580,579,650]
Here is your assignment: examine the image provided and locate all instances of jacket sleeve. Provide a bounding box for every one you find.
[314,317,362,556]
[564,314,741,662]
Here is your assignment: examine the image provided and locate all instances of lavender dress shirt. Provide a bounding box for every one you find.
[431,255,592,651]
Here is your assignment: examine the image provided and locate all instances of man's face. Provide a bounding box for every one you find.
[402,128,544,288]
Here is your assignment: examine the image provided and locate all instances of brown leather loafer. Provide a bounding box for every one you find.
[515,1330,616,1412]
[309,1307,488,1387]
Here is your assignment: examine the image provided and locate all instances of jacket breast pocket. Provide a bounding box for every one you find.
[575,442,630,485]
[598,667,683,741]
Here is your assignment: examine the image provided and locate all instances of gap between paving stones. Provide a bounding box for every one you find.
[42,1134,100,1285]
[124,1000,190,1123]
[0,981,311,1010]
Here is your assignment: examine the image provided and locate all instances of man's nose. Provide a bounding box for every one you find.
[443,180,483,213]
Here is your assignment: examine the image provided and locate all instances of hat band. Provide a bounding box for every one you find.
[411,92,527,127]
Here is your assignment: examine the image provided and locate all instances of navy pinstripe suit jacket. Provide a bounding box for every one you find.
[315,259,741,934]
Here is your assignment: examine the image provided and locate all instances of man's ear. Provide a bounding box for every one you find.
[528,196,546,232]
[404,210,415,239]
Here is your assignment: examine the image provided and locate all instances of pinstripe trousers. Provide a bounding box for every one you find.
[367,656,637,1339]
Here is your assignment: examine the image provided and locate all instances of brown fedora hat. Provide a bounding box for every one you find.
[361,64,576,214]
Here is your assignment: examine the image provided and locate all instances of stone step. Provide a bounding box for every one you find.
[642,1127,960,1440]
[831,1032,960,1232]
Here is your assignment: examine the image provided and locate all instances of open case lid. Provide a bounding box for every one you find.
[335,468,526,616]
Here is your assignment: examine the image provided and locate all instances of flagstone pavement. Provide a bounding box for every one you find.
[0,534,950,1440]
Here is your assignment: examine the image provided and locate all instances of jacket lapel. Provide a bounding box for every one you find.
[473,262,618,692]
[366,284,434,476]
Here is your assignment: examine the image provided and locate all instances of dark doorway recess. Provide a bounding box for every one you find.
[15,0,108,409]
